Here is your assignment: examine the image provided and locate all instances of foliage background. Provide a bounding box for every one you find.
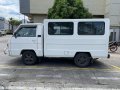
[48,0,92,19]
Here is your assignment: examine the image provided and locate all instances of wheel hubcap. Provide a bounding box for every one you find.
[78,56,87,64]
[25,54,34,63]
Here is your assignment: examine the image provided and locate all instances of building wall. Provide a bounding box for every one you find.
[29,0,105,15]
[31,14,47,23]
[105,0,120,42]
[30,0,54,14]
[83,0,105,15]
[4,20,9,30]
[20,0,30,15]
[105,0,120,26]
[0,17,9,30]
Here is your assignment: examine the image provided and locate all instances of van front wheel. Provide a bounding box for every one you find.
[74,53,91,67]
[22,51,37,65]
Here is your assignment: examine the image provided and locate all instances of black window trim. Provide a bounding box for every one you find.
[48,22,74,35]
[77,21,105,35]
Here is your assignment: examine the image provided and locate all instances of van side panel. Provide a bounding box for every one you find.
[44,19,109,58]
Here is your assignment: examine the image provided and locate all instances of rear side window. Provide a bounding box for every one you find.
[48,22,73,35]
[78,22,105,35]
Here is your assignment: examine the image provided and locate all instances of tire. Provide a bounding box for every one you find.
[74,53,91,67]
[22,51,37,65]
[110,45,118,52]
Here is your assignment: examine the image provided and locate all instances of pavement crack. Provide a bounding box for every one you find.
[0,81,8,90]
[91,71,109,86]
[92,71,102,85]
[97,82,108,85]
[0,84,5,90]
[13,69,17,72]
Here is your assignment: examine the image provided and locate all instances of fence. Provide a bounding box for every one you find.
[110,28,120,42]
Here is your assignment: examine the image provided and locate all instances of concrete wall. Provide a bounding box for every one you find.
[31,14,47,23]
[20,0,30,14]
[0,17,9,30]
[30,0,54,14]
[105,0,120,26]
[29,0,106,15]
[83,0,105,15]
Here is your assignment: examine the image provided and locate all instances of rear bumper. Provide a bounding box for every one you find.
[107,54,110,58]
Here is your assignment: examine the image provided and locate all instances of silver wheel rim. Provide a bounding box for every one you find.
[24,53,34,63]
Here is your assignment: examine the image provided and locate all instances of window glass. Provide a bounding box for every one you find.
[78,22,105,35]
[16,26,36,37]
[48,22,73,35]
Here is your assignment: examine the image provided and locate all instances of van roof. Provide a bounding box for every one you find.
[20,23,42,26]
[44,18,109,22]
[20,19,109,25]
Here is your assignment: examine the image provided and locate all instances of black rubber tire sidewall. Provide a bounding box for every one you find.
[74,53,91,67]
[22,51,37,65]
[110,45,118,52]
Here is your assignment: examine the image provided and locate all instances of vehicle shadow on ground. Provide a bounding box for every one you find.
[9,57,109,69]
[109,52,120,55]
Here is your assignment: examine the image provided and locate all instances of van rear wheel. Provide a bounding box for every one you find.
[22,51,37,65]
[74,53,91,67]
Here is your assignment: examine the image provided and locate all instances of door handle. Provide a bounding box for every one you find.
[38,35,41,37]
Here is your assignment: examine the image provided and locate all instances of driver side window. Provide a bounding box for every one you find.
[16,26,36,37]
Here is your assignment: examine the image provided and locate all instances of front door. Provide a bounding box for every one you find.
[10,25,38,56]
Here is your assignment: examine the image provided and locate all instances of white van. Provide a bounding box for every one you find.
[4,19,110,67]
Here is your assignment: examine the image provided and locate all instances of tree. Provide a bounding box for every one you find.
[9,18,21,31]
[48,0,92,19]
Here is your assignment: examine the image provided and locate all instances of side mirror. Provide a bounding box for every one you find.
[13,33,17,38]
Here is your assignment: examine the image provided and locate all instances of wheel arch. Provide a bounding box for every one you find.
[74,52,92,58]
[21,49,36,56]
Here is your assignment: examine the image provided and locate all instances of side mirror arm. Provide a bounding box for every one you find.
[13,33,17,38]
